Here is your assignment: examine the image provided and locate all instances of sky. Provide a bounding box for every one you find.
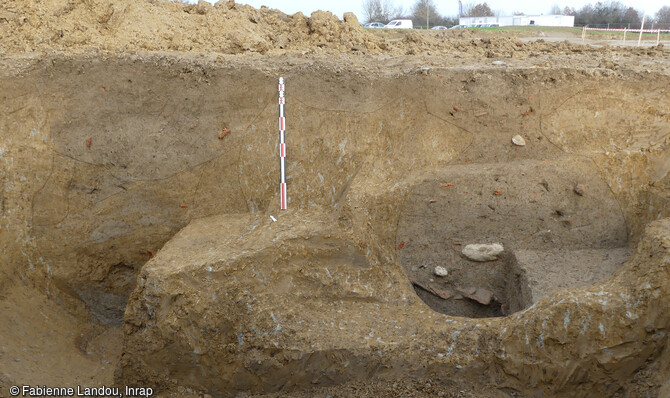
[192,0,668,19]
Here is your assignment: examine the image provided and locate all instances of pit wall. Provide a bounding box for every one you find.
[0,53,668,315]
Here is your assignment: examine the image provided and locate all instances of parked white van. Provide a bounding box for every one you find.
[384,19,413,29]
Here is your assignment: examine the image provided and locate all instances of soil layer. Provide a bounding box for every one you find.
[1,1,669,397]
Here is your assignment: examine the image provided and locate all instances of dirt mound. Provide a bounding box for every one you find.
[1,0,667,58]
[0,0,376,54]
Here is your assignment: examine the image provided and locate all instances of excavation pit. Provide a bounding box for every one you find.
[1,46,669,397]
[397,157,631,318]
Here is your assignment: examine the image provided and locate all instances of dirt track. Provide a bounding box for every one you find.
[1,1,669,397]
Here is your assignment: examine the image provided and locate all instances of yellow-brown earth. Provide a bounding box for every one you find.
[1,1,669,397]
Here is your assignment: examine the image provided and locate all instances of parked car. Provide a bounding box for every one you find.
[384,19,413,29]
[363,22,385,29]
[431,26,447,30]
[449,24,467,29]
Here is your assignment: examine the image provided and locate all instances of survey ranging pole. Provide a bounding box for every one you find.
[278,77,287,210]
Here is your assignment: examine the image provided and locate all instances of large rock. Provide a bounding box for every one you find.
[462,243,504,262]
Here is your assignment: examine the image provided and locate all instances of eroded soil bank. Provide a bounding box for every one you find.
[0,50,668,397]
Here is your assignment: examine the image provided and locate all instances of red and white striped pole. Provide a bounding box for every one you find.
[278,77,287,210]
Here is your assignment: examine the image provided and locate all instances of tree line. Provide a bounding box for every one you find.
[361,0,457,28]
[361,0,670,28]
[554,1,669,27]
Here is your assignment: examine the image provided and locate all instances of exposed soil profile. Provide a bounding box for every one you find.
[1,1,669,398]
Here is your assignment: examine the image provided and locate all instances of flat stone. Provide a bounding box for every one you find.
[457,287,493,305]
[459,287,476,295]
[471,288,493,305]
[427,283,452,299]
[462,243,504,262]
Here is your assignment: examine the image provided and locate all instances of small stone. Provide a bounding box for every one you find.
[574,184,585,196]
[492,60,506,66]
[471,288,493,305]
[434,266,448,277]
[512,135,526,146]
[462,243,504,262]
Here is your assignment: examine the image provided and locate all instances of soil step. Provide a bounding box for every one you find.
[514,247,631,303]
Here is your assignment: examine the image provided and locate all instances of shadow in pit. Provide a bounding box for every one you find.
[409,251,533,318]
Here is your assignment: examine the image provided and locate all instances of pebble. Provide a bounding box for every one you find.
[462,243,504,261]
[574,183,585,196]
[434,266,448,277]
[492,60,507,66]
[512,135,526,146]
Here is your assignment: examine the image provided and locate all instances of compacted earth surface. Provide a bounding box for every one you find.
[1,1,669,397]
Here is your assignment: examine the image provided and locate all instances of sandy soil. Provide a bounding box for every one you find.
[0,1,669,397]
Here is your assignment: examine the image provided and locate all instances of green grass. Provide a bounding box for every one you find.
[493,26,582,34]
[483,25,668,39]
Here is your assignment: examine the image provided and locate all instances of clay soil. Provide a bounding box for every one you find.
[1,1,669,397]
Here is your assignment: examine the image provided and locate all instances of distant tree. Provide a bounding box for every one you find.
[462,2,474,16]
[441,15,460,26]
[562,6,576,16]
[429,14,460,27]
[622,7,641,25]
[574,4,593,24]
[410,0,440,28]
[573,1,635,25]
[550,4,562,15]
[512,11,525,16]
[362,0,402,23]
[656,6,670,25]
[466,2,493,17]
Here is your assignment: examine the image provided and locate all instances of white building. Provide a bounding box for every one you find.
[459,15,575,27]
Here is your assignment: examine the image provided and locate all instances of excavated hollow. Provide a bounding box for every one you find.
[1,53,669,397]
